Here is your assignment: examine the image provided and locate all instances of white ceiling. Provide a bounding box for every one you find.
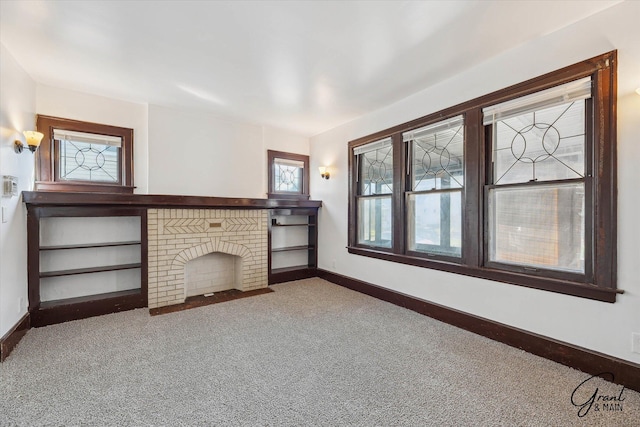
[0,1,621,136]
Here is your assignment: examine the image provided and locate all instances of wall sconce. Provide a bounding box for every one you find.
[636,87,640,95]
[14,131,44,154]
[319,166,330,180]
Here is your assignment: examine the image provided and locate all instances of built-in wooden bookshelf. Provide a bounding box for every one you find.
[27,206,147,327]
[268,207,318,284]
[23,191,322,327]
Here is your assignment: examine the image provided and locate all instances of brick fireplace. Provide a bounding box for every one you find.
[147,208,268,309]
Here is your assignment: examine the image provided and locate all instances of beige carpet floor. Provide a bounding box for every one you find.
[0,278,638,426]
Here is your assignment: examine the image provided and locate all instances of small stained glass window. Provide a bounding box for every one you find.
[267,150,310,199]
[54,129,122,184]
[274,158,304,193]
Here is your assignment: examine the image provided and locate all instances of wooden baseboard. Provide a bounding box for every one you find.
[0,312,30,362]
[317,269,640,392]
[269,267,317,285]
[32,292,145,328]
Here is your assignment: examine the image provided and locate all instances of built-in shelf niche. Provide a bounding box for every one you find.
[29,208,147,327]
[24,191,320,325]
[269,208,318,282]
[39,216,142,302]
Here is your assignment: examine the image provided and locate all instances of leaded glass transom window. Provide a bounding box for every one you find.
[267,150,309,200]
[356,137,393,196]
[273,158,304,193]
[54,129,122,184]
[492,101,585,185]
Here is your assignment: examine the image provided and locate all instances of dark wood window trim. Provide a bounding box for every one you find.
[267,150,310,200]
[348,51,618,303]
[35,115,134,194]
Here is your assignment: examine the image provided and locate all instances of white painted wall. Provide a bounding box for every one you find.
[148,105,263,198]
[310,1,640,364]
[36,84,149,194]
[148,104,309,198]
[262,126,310,197]
[0,43,36,337]
[34,86,311,198]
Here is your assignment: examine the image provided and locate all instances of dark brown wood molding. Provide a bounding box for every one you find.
[22,191,322,209]
[269,267,317,285]
[34,182,136,194]
[31,291,145,328]
[347,246,619,303]
[266,193,311,200]
[316,269,640,393]
[0,313,30,362]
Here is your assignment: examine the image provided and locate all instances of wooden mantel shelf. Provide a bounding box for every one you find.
[22,191,322,209]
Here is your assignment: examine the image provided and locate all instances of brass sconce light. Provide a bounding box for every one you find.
[319,166,330,180]
[14,131,44,154]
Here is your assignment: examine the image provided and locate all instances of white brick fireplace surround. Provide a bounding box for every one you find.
[147,209,268,308]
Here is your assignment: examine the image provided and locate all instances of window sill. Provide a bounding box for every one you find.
[347,246,620,303]
[267,193,310,200]
[35,182,135,194]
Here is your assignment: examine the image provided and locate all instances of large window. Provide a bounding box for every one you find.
[36,115,134,193]
[484,78,590,276]
[348,51,618,302]
[355,138,393,248]
[405,116,464,258]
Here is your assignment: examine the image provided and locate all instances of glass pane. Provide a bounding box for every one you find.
[411,124,463,191]
[358,196,392,248]
[489,183,585,273]
[359,145,393,195]
[274,163,303,193]
[493,100,585,185]
[59,140,120,183]
[274,158,305,168]
[407,191,461,257]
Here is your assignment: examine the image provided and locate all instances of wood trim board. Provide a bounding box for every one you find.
[0,313,30,362]
[22,191,322,209]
